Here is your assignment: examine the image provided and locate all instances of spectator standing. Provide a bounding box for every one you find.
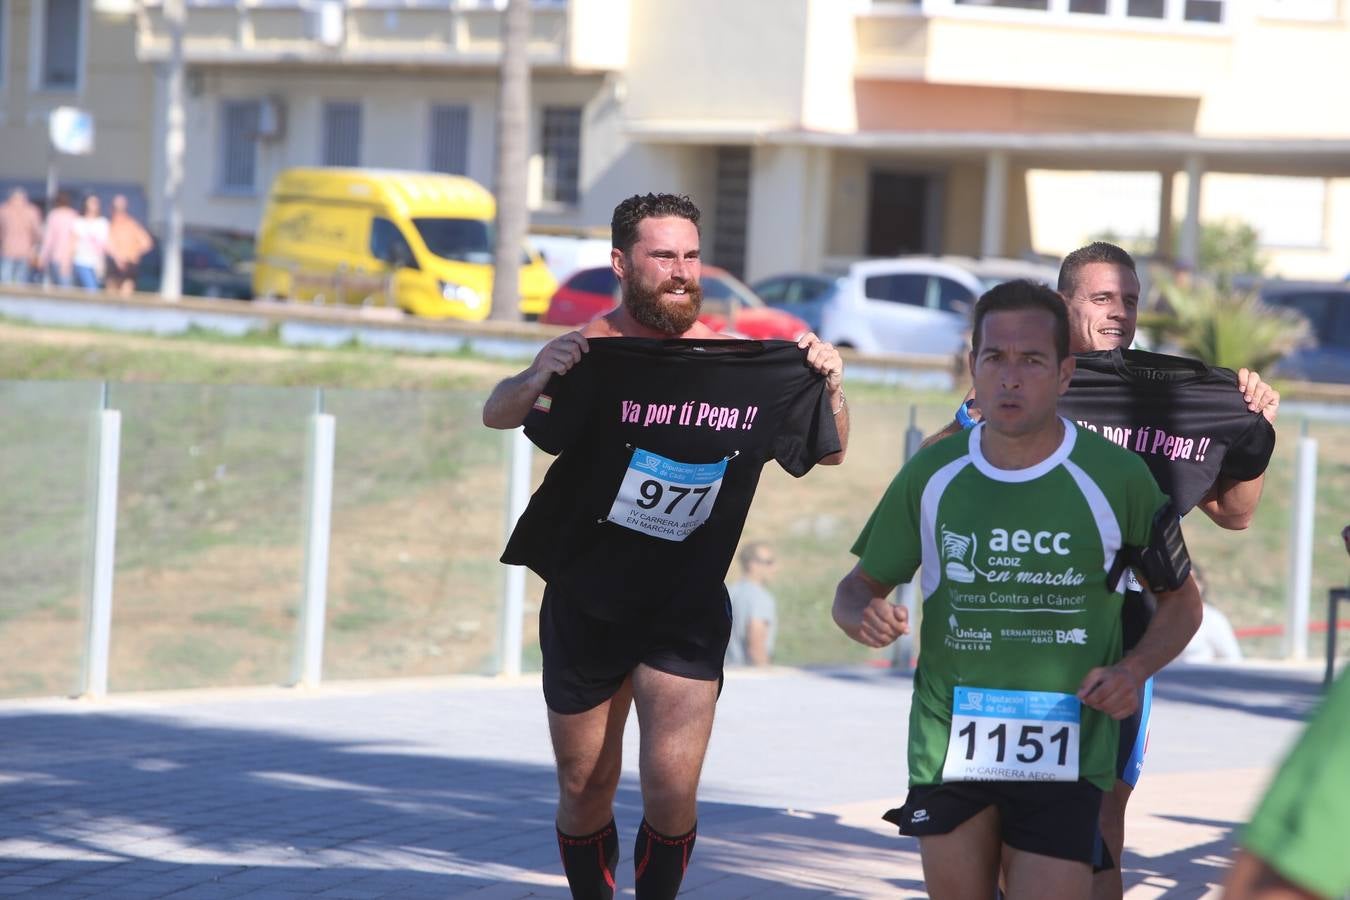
[71,195,110,291]
[106,194,153,296]
[726,542,779,667]
[38,191,78,288]
[0,188,43,285]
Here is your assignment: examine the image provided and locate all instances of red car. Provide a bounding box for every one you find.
[542,265,810,340]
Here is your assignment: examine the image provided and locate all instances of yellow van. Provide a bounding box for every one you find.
[252,167,557,320]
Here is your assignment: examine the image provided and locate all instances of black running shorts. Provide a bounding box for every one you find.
[539,584,732,715]
[883,779,1106,865]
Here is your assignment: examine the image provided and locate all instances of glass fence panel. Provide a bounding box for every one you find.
[109,383,312,691]
[0,381,103,698]
[1199,410,1350,661]
[734,389,961,669]
[323,388,506,680]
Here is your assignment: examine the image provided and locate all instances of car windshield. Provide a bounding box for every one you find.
[701,272,764,309]
[202,233,255,266]
[413,217,494,264]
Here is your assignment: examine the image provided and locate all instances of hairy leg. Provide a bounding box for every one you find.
[630,665,718,834]
[1092,779,1132,900]
[917,804,1002,900]
[1005,842,1092,900]
[549,677,635,834]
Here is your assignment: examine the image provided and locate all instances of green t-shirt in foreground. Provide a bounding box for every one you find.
[852,419,1167,791]
[1242,669,1350,899]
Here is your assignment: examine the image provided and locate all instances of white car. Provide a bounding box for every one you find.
[754,256,1060,358]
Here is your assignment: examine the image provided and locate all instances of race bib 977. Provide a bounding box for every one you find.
[941,686,1080,782]
[606,448,726,542]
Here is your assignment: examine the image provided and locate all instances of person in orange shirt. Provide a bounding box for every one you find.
[0,188,43,285]
[106,195,154,296]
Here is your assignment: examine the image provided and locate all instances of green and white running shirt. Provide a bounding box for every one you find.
[852,418,1168,790]
[1242,669,1350,899]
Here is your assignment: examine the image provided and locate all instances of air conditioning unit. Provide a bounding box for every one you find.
[312,0,345,48]
[256,97,287,141]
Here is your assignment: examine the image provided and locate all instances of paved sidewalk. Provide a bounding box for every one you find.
[0,662,1327,898]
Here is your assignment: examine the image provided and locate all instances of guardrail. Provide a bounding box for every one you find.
[0,285,965,390]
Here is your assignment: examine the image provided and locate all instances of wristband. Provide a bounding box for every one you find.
[955,399,978,430]
[832,392,847,416]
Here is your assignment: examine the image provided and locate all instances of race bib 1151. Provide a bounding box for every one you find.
[606,448,726,542]
[941,686,1080,783]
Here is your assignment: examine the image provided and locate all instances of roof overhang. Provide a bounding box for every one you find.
[624,121,1350,177]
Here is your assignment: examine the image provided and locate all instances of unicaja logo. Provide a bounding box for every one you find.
[948,614,992,643]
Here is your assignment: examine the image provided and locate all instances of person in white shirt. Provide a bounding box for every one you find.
[71,194,110,291]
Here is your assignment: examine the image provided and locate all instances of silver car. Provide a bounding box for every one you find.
[755,256,1060,358]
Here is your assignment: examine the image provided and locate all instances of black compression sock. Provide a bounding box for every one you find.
[557,818,619,900]
[633,818,697,900]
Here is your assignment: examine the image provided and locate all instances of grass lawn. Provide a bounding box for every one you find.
[1,315,1346,696]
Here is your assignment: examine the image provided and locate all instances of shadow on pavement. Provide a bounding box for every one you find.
[0,709,906,897]
[1153,664,1325,721]
[1123,813,1242,898]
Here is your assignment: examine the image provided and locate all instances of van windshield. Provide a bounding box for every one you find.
[413,218,494,264]
[412,217,534,265]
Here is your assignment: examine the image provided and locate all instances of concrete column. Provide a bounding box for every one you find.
[1156,170,1175,261]
[745,145,829,282]
[1178,154,1204,272]
[980,150,1008,259]
[160,0,186,300]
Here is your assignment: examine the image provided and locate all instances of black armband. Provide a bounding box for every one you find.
[1137,501,1192,592]
[1107,501,1192,594]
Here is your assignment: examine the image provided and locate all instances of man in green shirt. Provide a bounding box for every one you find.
[833,280,1203,900]
[1222,524,1350,900]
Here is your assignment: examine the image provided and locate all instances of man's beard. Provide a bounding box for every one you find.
[623,277,703,335]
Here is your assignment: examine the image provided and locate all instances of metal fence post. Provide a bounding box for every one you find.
[293,390,337,687]
[81,383,122,699]
[1286,429,1317,661]
[500,428,532,678]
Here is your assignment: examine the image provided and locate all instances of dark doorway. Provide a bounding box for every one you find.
[866,171,929,257]
[712,146,751,278]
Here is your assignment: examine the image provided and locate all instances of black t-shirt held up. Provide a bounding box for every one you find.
[501,338,841,623]
[1059,349,1278,649]
[1059,348,1277,516]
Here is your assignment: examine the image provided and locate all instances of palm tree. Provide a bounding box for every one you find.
[488,0,530,322]
[1146,274,1312,373]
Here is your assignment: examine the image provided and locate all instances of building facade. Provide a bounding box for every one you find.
[2,0,1348,284]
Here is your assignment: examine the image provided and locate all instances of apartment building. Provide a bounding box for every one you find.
[2,0,1347,283]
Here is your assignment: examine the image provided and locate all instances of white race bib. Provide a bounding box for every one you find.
[941,686,1081,782]
[606,448,726,542]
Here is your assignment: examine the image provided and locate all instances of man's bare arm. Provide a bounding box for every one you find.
[799,332,848,464]
[745,618,771,666]
[833,563,907,648]
[482,331,588,429]
[1197,367,1280,530]
[920,387,978,451]
[1222,851,1322,900]
[1078,574,1203,719]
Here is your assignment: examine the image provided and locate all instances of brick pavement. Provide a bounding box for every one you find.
[0,662,1325,898]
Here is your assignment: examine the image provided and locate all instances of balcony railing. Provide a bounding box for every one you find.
[856,0,1234,97]
[135,1,578,68]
